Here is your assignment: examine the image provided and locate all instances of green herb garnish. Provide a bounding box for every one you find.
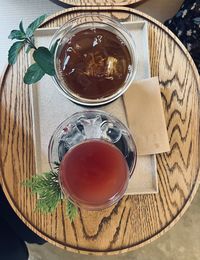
[66,200,78,223]
[8,14,58,84]
[23,166,78,222]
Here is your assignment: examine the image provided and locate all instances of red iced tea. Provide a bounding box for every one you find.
[60,139,129,209]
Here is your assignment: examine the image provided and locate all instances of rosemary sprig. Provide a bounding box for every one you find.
[23,168,78,222]
[66,200,78,223]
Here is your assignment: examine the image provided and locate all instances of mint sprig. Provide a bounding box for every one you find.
[23,167,78,222]
[8,14,59,85]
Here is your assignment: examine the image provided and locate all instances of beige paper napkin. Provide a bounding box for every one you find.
[123,77,170,156]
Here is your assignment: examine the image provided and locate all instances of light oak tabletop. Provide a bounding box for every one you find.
[0,6,200,256]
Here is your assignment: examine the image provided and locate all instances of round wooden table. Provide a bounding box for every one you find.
[0,7,200,255]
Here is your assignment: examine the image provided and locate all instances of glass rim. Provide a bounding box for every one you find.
[50,14,137,106]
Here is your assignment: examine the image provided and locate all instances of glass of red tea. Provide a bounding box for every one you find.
[48,111,137,210]
[50,14,137,106]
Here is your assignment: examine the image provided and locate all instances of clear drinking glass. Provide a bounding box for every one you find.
[50,14,137,106]
[48,111,137,210]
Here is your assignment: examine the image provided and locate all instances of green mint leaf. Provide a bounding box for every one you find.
[50,39,60,55]
[33,47,55,76]
[8,30,25,40]
[24,63,45,84]
[19,20,25,34]
[66,200,78,222]
[8,41,25,64]
[26,14,47,37]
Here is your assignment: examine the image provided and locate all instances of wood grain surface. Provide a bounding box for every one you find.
[50,0,143,7]
[0,7,200,255]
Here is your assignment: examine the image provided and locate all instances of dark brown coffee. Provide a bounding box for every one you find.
[58,28,132,99]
